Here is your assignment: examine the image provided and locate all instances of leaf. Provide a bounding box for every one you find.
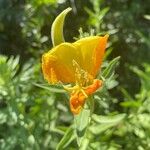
[135,31,150,47]
[144,14,150,20]
[56,126,75,150]
[120,101,141,108]
[131,66,150,81]
[33,83,66,93]
[92,113,126,124]
[74,108,91,146]
[120,88,135,101]
[8,56,20,77]
[103,47,113,60]
[84,7,95,18]
[102,56,120,79]
[51,7,72,46]
[89,123,116,135]
[7,55,19,71]
[79,138,89,150]
[0,113,7,124]
[98,7,109,21]
[120,88,142,108]
[90,114,126,135]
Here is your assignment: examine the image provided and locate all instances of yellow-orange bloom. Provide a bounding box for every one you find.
[70,79,102,114]
[42,35,109,114]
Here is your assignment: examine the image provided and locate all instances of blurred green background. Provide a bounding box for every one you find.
[0,0,150,149]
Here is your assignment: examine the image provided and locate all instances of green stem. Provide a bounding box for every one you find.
[89,96,95,116]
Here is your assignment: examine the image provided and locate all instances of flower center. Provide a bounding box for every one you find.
[63,60,102,115]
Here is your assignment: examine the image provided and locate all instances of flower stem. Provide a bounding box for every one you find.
[89,96,95,116]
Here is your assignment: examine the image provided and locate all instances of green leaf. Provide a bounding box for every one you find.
[120,101,141,108]
[98,7,109,21]
[33,83,66,93]
[0,113,7,124]
[92,113,126,124]
[56,126,75,150]
[89,123,116,135]
[144,14,150,20]
[103,47,113,60]
[102,56,120,79]
[7,55,19,71]
[135,31,150,47]
[51,7,72,46]
[7,55,20,77]
[120,88,135,101]
[90,114,126,135]
[131,66,150,81]
[74,108,91,146]
[79,138,89,150]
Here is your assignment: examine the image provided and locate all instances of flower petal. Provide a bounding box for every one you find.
[92,34,109,77]
[73,36,100,75]
[85,79,103,95]
[42,35,108,84]
[42,43,83,83]
[73,35,108,77]
[70,92,86,115]
[70,79,102,115]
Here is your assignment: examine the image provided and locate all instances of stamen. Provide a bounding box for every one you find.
[63,85,79,92]
[81,89,88,98]
[72,59,93,87]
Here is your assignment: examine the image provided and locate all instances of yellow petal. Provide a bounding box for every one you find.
[73,35,108,77]
[42,43,82,83]
[92,34,109,76]
[73,36,100,76]
[70,91,86,115]
[42,35,108,84]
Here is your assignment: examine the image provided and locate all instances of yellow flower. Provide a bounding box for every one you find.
[42,34,109,114]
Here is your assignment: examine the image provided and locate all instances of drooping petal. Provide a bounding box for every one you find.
[85,79,103,95]
[69,79,102,115]
[70,91,86,115]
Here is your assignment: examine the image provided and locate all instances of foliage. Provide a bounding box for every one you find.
[118,64,150,150]
[0,55,68,149]
[0,53,121,149]
[0,0,150,149]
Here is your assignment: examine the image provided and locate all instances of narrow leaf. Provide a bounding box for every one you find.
[33,83,66,93]
[102,56,120,79]
[144,14,150,20]
[56,126,74,150]
[89,123,116,135]
[90,114,126,135]
[74,108,91,146]
[79,138,89,150]
[131,66,150,81]
[120,88,135,101]
[92,114,126,124]
[51,7,72,46]
[120,101,141,108]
